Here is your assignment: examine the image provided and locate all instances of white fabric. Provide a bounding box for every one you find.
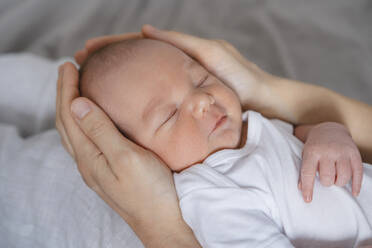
[174,111,372,248]
[0,54,143,248]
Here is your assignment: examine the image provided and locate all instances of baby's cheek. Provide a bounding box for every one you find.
[162,131,209,171]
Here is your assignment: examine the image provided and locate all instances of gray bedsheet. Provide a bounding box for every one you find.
[0,0,371,103]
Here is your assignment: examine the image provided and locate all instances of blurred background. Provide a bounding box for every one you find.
[0,0,371,104]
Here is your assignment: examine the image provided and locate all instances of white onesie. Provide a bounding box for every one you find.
[173,111,372,248]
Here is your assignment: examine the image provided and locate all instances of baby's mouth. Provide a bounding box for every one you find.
[212,115,227,133]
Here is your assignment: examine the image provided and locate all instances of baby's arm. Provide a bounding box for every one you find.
[294,122,363,203]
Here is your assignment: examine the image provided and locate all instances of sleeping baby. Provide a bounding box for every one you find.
[79,39,372,247]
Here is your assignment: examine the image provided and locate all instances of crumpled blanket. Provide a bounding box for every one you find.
[0,54,143,248]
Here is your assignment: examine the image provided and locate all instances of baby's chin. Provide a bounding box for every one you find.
[209,126,243,153]
[169,156,205,173]
[168,121,245,173]
[168,152,209,173]
[171,140,242,173]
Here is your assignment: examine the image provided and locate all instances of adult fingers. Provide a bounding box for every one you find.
[334,159,352,187]
[142,25,248,66]
[318,158,336,187]
[56,65,75,158]
[213,39,257,69]
[85,32,143,51]
[300,152,319,203]
[70,97,141,175]
[59,62,103,188]
[350,152,363,196]
[141,24,265,93]
[142,24,212,63]
[90,183,130,222]
[74,50,88,65]
[75,32,143,65]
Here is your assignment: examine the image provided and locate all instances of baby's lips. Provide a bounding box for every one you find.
[209,114,228,137]
[214,115,227,131]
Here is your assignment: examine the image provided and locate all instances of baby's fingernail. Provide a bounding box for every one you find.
[303,194,312,203]
[71,99,91,120]
[298,182,302,190]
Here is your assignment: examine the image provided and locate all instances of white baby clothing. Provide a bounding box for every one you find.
[173,111,372,248]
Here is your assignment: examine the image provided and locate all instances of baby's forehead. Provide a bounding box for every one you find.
[106,42,208,136]
[108,40,205,102]
[118,44,196,83]
[142,41,193,66]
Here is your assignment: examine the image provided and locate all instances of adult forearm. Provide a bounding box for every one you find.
[126,211,201,248]
[251,76,372,163]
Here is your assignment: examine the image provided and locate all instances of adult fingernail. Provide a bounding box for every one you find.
[144,24,158,33]
[71,99,91,120]
[298,181,302,190]
[306,195,312,203]
[59,65,64,75]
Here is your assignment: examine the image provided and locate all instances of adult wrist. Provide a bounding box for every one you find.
[257,75,343,125]
[130,214,201,248]
[241,73,284,119]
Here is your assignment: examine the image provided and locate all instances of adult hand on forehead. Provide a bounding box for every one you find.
[56,62,200,247]
[74,32,143,65]
[74,25,274,114]
[141,25,273,111]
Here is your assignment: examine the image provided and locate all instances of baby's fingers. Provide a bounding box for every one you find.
[300,153,319,203]
[318,158,336,187]
[334,158,352,187]
[351,152,363,196]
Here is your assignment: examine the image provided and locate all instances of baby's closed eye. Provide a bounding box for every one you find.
[197,75,208,87]
[163,109,178,125]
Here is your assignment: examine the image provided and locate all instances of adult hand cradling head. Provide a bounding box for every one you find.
[57,25,274,247]
[56,25,372,247]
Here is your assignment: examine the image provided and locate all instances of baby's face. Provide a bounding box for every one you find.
[94,40,242,171]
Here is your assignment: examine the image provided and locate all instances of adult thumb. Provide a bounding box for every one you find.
[71,97,130,159]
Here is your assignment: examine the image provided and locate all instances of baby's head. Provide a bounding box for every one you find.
[80,39,243,172]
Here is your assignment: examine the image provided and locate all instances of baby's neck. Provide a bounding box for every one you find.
[238,121,248,148]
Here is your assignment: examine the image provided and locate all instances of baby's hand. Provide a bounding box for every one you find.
[297,122,363,202]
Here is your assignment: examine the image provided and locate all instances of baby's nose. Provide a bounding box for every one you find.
[191,93,215,119]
